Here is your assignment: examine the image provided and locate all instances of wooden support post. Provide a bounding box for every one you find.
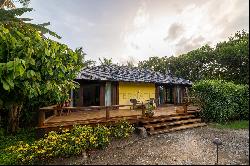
[53,109,57,116]
[155,85,159,106]
[141,102,145,117]
[183,104,187,113]
[173,86,176,105]
[100,84,105,106]
[106,106,110,120]
[165,86,167,107]
[79,86,83,106]
[38,110,45,127]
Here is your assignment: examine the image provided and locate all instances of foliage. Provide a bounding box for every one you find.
[0,0,30,9]
[138,30,249,85]
[110,120,135,139]
[145,101,155,117]
[192,80,249,123]
[0,24,84,132]
[0,127,35,165]
[99,57,113,66]
[4,122,134,164]
[0,0,60,39]
[75,47,96,67]
[209,120,249,129]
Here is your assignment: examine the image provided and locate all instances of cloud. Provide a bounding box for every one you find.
[133,2,149,28]
[164,23,184,41]
[175,35,206,55]
[25,0,249,65]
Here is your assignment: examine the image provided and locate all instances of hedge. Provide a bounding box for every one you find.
[192,80,249,123]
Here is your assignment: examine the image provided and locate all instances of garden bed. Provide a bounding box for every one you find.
[47,126,249,165]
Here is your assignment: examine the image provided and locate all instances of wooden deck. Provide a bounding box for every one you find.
[38,104,199,129]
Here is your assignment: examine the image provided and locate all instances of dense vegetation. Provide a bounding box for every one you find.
[0,24,84,133]
[0,1,248,165]
[138,31,249,85]
[0,128,35,165]
[138,31,249,124]
[1,121,134,165]
[192,80,249,123]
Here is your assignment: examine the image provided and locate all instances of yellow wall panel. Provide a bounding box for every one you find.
[119,82,155,109]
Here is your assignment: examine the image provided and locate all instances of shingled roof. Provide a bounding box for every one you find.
[76,65,192,85]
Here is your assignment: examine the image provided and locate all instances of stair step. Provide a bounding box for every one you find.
[141,114,195,124]
[144,118,201,129]
[148,122,207,135]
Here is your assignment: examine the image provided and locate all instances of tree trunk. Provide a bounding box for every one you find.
[7,103,23,133]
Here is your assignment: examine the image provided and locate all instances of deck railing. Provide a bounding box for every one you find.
[38,103,146,127]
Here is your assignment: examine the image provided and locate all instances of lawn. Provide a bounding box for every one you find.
[209,120,249,129]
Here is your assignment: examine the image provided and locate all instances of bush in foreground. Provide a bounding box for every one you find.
[5,121,134,164]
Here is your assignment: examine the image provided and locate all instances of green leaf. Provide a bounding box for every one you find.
[3,28,9,34]
[6,75,14,88]
[24,37,30,41]
[6,61,14,71]
[45,48,50,56]
[2,80,10,91]
[15,64,25,76]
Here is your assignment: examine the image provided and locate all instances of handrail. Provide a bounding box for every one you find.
[38,104,147,127]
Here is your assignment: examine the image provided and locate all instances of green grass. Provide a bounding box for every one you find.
[209,120,249,129]
[0,128,36,165]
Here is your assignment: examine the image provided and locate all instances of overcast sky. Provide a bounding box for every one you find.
[22,0,249,65]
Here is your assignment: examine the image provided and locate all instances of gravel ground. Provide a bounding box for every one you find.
[48,126,249,165]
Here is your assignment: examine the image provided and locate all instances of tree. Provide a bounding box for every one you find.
[126,60,134,68]
[0,0,30,8]
[75,47,95,67]
[214,30,249,84]
[0,0,61,39]
[0,0,15,8]
[0,23,84,133]
[99,57,113,66]
[138,30,249,84]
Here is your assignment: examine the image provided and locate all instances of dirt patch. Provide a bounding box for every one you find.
[47,126,249,165]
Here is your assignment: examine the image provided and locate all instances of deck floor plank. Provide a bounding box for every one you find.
[42,105,199,128]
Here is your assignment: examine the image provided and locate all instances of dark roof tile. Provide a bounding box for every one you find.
[76,65,192,85]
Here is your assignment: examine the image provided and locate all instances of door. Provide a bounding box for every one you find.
[166,86,173,104]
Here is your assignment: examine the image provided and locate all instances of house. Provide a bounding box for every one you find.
[73,65,192,108]
[38,65,204,135]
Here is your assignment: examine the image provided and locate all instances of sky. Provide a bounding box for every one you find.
[21,0,249,65]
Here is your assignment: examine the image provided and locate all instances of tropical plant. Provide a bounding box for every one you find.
[145,101,155,117]
[0,24,84,133]
[0,0,61,39]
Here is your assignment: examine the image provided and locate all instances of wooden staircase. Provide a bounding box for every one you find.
[140,111,206,135]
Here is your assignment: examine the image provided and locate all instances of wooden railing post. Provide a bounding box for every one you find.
[54,109,58,116]
[183,104,187,113]
[38,109,45,127]
[106,106,110,120]
[141,102,145,117]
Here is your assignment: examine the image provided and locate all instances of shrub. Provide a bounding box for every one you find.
[192,80,249,123]
[110,120,135,139]
[0,128,35,165]
[5,121,134,164]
